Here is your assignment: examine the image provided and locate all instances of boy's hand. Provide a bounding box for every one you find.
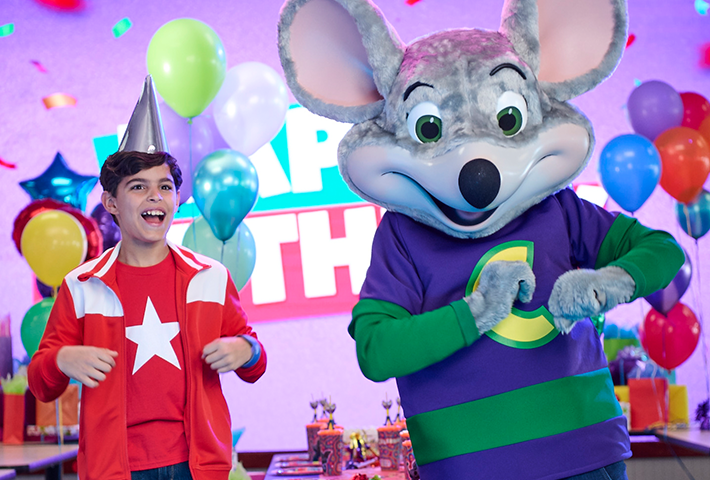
[56,346,118,388]
[202,337,252,373]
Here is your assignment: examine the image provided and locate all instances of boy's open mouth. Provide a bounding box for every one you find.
[141,209,166,225]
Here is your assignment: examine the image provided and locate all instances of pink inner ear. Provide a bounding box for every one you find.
[290,0,383,107]
[537,0,615,83]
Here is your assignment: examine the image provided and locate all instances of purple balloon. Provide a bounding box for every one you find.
[161,103,216,202]
[644,247,692,315]
[627,80,684,141]
[201,111,231,151]
[90,203,121,251]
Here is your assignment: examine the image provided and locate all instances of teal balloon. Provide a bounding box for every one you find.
[192,149,258,241]
[21,297,55,358]
[182,216,256,290]
[676,189,710,239]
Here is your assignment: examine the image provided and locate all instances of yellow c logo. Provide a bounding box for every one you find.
[465,241,558,349]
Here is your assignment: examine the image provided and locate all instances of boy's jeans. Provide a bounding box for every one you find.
[131,461,192,480]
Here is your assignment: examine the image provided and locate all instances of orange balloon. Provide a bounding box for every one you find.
[699,116,710,146]
[655,126,710,203]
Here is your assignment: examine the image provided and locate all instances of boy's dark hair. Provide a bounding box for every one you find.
[100,151,183,197]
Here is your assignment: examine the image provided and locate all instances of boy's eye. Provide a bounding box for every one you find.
[131,185,144,190]
[161,185,173,191]
[495,91,528,137]
[407,102,443,144]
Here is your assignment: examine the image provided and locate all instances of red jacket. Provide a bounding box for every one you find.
[28,242,267,480]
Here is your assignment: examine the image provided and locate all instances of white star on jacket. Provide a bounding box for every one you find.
[126,297,181,374]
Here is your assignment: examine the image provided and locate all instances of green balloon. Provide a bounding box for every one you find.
[182,216,256,290]
[147,19,226,118]
[21,297,55,358]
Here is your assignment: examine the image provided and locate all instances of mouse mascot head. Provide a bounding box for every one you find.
[278,0,627,239]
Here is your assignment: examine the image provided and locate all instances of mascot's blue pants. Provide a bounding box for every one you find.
[565,461,628,480]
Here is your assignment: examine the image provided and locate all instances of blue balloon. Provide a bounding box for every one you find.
[181,216,256,290]
[192,149,259,241]
[19,152,98,211]
[599,134,661,212]
[676,189,710,239]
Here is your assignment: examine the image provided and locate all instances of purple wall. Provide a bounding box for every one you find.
[1,0,709,451]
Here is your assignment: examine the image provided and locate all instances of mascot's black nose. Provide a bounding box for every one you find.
[458,159,501,209]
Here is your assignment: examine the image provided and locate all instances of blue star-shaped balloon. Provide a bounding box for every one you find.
[20,152,98,211]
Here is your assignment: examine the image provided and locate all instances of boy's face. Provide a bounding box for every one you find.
[101,164,180,249]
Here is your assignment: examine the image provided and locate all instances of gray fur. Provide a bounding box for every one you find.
[464,261,536,335]
[278,0,404,124]
[548,266,636,334]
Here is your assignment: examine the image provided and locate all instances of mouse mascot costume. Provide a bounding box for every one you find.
[278,1,683,478]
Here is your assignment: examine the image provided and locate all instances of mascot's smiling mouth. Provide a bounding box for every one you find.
[431,196,497,226]
[386,171,497,226]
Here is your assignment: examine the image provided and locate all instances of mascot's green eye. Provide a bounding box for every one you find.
[497,107,523,136]
[416,115,442,142]
[407,102,443,144]
[495,91,528,137]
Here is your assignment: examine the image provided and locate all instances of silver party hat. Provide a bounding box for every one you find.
[118,75,169,154]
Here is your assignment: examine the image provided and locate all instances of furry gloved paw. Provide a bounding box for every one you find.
[548,266,635,334]
[464,260,536,335]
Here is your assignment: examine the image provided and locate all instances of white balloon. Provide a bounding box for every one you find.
[212,62,290,156]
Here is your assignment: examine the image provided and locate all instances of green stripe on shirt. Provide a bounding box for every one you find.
[407,368,621,465]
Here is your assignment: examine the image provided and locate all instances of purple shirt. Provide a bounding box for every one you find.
[360,189,630,480]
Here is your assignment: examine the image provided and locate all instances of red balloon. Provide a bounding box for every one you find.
[680,92,710,130]
[700,116,710,147]
[640,302,701,370]
[655,126,710,203]
[13,199,103,260]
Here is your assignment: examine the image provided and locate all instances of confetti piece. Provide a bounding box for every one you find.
[31,60,48,73]
[42,93,77,109]
[633,79,642,87]
[0,23,14,37]
[35,0,85,11]
[406,0,422,5]
[0,157,17,169]
[701,43,710,69]
[625,33,636,48]
[695,0,709,15]
[112,17,132,38]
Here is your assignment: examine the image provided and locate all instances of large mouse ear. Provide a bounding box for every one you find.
[501,0,627,102]
[279,0,404,124]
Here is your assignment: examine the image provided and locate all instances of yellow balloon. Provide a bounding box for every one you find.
[21,210,87,287]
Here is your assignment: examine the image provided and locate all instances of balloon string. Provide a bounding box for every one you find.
[52,285,58,298]
[683,203,693,238]
[693,238,710,402]
[221,241,225,264]
[189,119,198,250]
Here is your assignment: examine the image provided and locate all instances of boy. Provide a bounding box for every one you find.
[28,76,266,480]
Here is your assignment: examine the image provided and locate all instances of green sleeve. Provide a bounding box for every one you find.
[348,298,479,382]
[596,214,684,300]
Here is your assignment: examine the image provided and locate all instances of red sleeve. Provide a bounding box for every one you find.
[28,279,81,402]
[221,272,266,383]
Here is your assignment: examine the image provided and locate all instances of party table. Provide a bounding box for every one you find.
[0,470,15,480]
[264,453,406,480]
[0,443,78,480]
[652,427,710,455]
